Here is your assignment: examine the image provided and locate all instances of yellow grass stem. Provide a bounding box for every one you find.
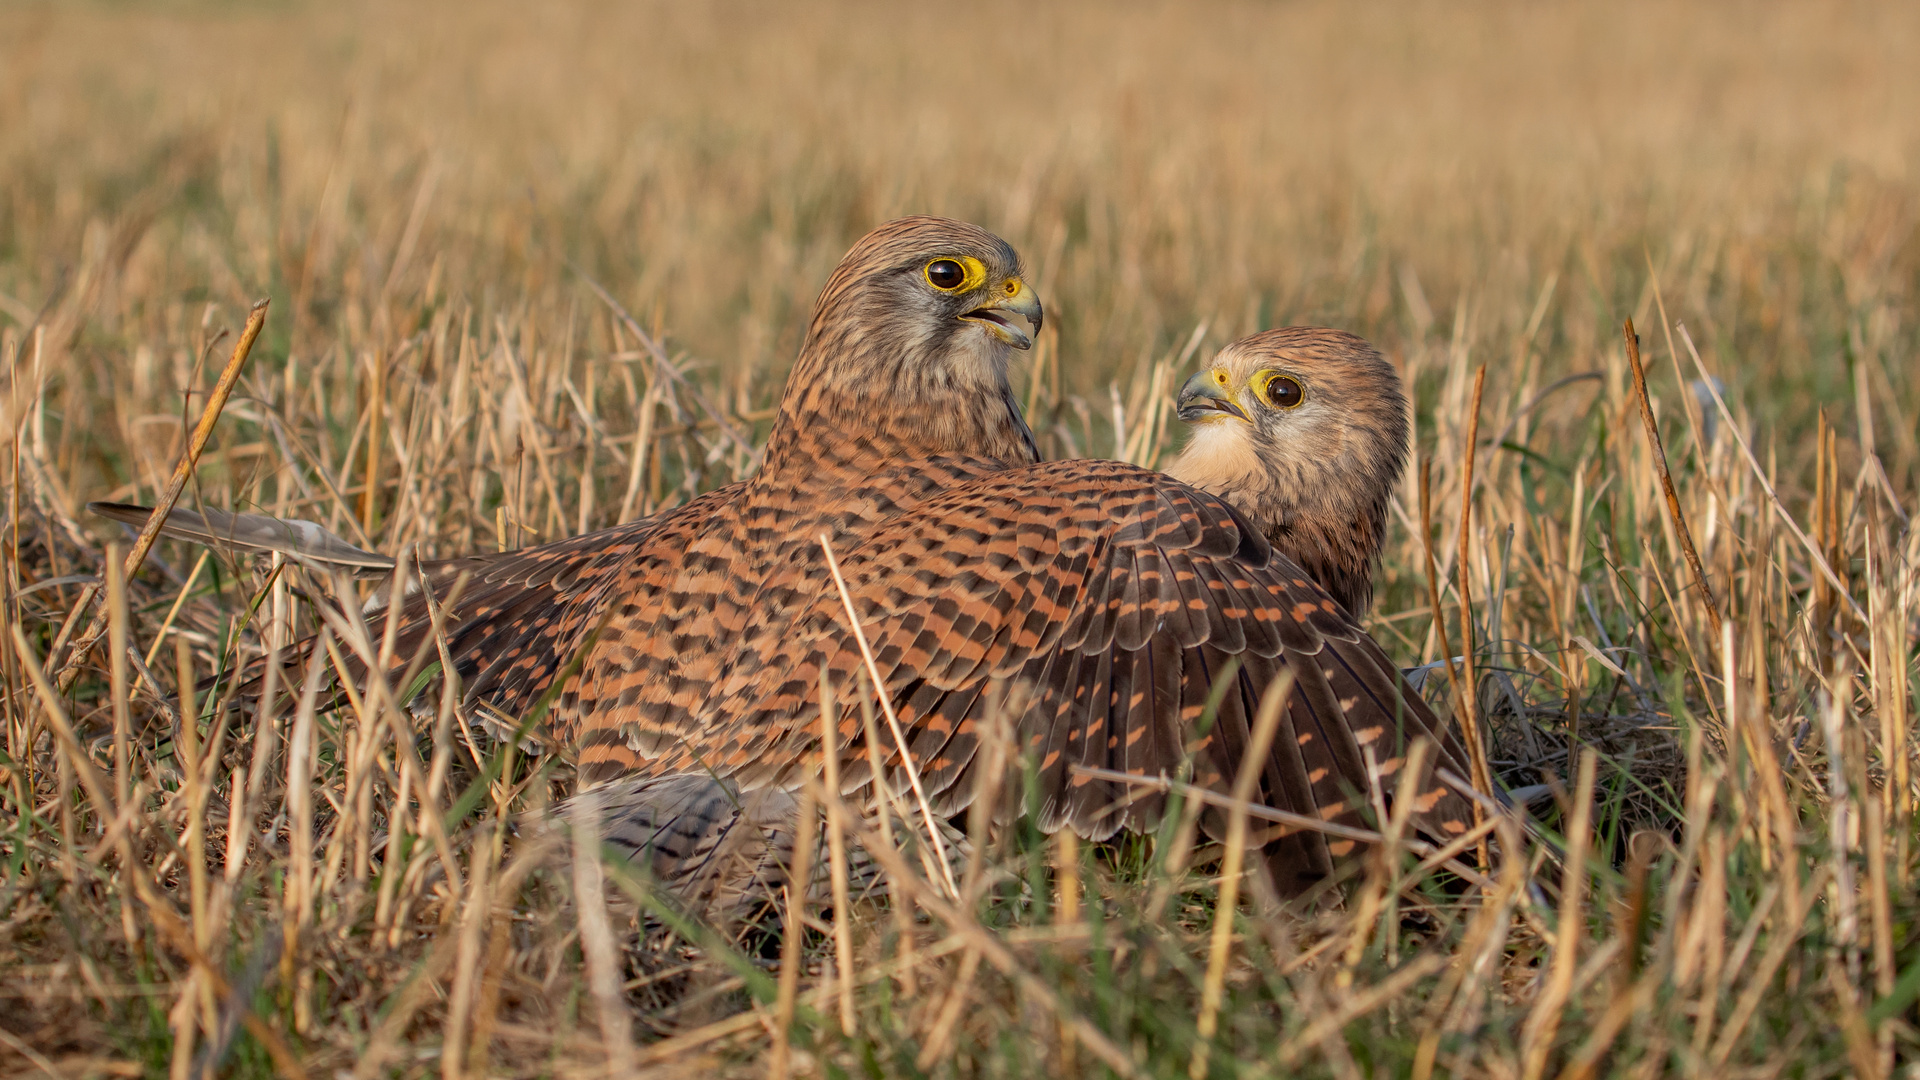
[54,299,269,691]
[1454,364,1496,801]
[1420,457,1492,867]
[569,801,638,1078]
[817,669,858,1037]
[1623,318,1722,643]
[769,783,817,1080]
[139,548,210,670]
[818,532,959,899]
[1190,670,1293,1080]
[1519,749,1596,1080]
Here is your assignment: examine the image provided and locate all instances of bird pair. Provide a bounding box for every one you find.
[93,217,1475,913]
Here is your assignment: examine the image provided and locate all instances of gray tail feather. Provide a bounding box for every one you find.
[88,501,393,576]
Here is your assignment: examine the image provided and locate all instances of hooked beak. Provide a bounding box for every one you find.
[1177,369,1251,423]
[959,277,1043,350]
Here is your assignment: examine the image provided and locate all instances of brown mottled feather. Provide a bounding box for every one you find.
[556,455,1470,894]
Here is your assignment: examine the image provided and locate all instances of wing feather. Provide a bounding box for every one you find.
[659,460,1474,893]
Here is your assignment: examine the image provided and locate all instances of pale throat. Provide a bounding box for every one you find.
[1170,423,1267,497]
[1173,422,1370,529]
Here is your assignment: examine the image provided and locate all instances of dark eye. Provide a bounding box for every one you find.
[926,259,966,290]
[1261,374,1304,409]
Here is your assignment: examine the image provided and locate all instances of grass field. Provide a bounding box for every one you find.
[2,0,1918,1076]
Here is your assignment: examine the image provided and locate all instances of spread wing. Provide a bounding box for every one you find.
[570,459,1473,892]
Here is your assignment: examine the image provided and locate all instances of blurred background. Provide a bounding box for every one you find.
[6,0,1918,649]
[3,0,1915,452]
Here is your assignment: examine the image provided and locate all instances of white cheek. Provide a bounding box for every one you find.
[1171,424,1258,492]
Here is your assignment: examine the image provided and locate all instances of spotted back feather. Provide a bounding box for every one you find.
[551,455,1473,895]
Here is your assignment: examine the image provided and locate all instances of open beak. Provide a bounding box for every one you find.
[1177,369,1251,423]
[960,277,1043,350]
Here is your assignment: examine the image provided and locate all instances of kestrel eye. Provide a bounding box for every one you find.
[925,259,967,290]
[1257,373,1305,409]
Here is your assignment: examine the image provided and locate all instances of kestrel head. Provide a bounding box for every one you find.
[1169,327,1409,616]
[775,217,1043,465]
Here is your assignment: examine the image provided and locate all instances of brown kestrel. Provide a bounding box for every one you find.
[97,220,1472,905]
[1169,328,1409,620]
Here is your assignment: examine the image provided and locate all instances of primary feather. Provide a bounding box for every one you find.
[88,501,392,574]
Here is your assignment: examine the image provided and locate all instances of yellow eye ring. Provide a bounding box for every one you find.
[924,255,988,293]
[1250,370,1305,409]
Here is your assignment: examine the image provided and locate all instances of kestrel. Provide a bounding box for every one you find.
[96,219,1472,902]
[1168,328,1407,620]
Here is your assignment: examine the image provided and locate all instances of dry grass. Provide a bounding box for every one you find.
[2,0,1918,1075]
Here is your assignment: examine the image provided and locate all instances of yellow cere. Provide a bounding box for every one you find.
[924,254,988,292]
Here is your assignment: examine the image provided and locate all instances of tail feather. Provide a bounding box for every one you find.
[560,773,969,921]
[88,501,392,575]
